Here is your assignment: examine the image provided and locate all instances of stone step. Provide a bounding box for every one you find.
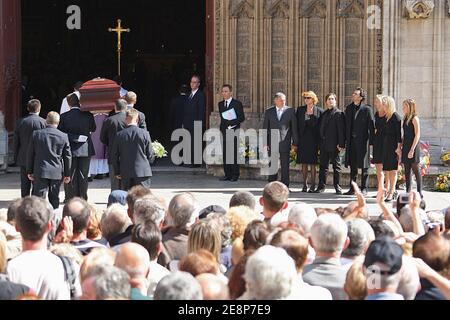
[207,164,449,190]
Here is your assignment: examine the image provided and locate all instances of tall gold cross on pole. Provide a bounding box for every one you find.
[108,19,130,76]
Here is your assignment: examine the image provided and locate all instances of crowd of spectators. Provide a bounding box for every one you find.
[0,182,449,300]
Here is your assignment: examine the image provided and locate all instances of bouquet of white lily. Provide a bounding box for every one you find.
[152,141,168,159]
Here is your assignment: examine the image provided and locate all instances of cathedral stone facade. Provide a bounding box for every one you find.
[210,0,450,164]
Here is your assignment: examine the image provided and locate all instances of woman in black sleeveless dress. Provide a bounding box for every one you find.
[373,95,387,193]
[297,91,323,193]
[402,99,422,197]
[381,96,402,202]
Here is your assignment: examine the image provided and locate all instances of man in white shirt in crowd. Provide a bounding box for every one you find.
[7,197,70,300]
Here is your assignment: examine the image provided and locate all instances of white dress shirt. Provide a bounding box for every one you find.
[60,91,81,115]
[190,89,199,99]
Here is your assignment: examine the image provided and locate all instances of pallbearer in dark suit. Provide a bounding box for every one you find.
[27,112,72,209]
[170,85,190,131]
[296,91,323,193]
[263,93,298,188]
[316,93,346,195]
[219,84,245,182]
[124,91,147,130]
[183,75,206,166]
[344,87,375,196]
[100,99,128,191]
[14,99,47,198]
[58,93,96,201]
[112,108,155,191]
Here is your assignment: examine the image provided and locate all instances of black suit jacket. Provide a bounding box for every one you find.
[107,107,147,131]
[27,127,72,180]
[218,99,245,131]
[13,114,47,167]
[111,125,155,179]
[320,107,346,153]
[344,103,375,168]
[58,108,96,158]
[183,90,206,130]
[263,106,299,153]
[296,106,323,138]
[170,95,188,130]
[100,111,127,163]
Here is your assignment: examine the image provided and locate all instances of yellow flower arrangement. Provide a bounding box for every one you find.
[441,150,450,166]
[435,172,450,192]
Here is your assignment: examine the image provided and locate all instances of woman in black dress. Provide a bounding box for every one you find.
[373,95,387,193]
[381,96,402,202]
[402,99,422,198]
[296,91,323,192]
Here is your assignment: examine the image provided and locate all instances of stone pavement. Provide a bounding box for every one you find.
[0,168,449,217]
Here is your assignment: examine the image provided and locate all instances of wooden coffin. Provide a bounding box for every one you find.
[79,78,120,113]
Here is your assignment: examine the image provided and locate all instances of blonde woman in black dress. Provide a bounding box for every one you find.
[381,96,402,202]
[373,95,387,193]
[296,91,323,193]
[402,99,422,198]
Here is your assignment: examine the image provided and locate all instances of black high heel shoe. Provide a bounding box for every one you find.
[302,185,308,193]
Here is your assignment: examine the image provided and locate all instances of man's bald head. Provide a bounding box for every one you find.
[63,198,91,234]
[115,243,150,279]
[168,193,197,228]
[196,274,230,300]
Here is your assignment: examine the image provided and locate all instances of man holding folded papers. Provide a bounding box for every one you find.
[58,93,96,201]
[219,84,245,182]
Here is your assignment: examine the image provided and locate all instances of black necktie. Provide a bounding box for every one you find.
[224,101,228,109]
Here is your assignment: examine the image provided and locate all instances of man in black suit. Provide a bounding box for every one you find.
[13,99,47,198]
[344,87,375,196]
[170,84,190,131]
[124,91,147,130]
[100,99,128,191]
[316,93,346,195]
[263,93,298,188]
[183,75,206,167]
[219,84,245,182]
[111,108,155,191]
[27,112,72,209]
[58,93,96,201]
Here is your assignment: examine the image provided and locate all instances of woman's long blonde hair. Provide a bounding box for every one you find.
[403,99,418,125]
[375,95,386,115]
[382,96,396,121]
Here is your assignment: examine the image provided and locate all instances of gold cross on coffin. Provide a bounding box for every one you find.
[108,19,130,76]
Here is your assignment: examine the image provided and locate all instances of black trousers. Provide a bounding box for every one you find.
[319,149,342,189]
[109,164,121,192]
[33,177,62,209]
[64,157,90,201]
[20,166,33,198]
[349,141,369,190]
[121,177,151,191]
[222,130,240,179]
[268,151,290,187]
